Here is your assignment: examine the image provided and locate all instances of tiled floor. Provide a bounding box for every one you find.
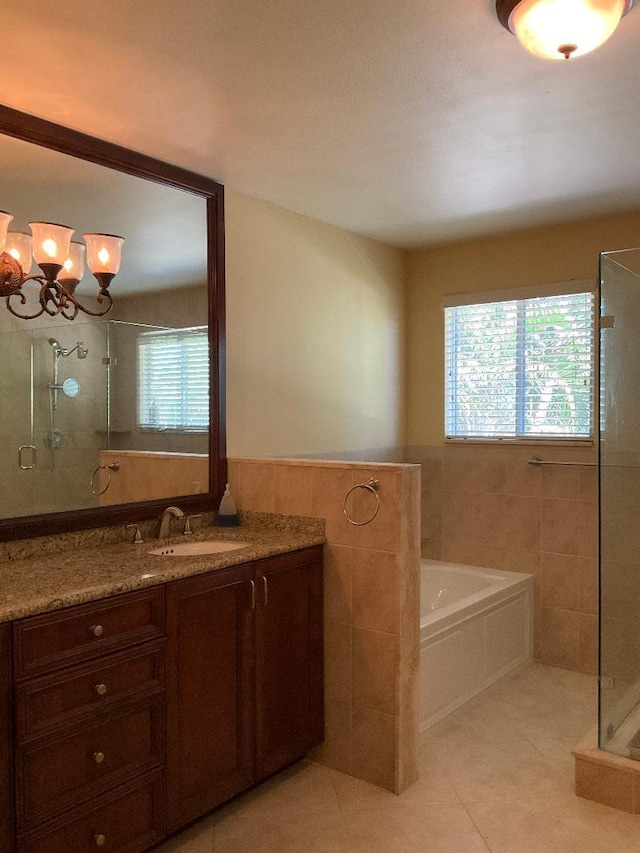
[155,664,640,853]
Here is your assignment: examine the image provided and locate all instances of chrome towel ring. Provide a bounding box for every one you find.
[343,477,380,526]
[90,461,120,496]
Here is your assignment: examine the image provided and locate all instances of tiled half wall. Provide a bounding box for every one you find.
[228,457,421,794]
[406,443,598,674]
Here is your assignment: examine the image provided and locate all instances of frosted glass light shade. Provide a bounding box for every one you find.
[83,233,124,275]
[0,211,14,253]
[59,241,86,283]
[29,221,74,266]
[5,231,33,274]
[510,0,627,59]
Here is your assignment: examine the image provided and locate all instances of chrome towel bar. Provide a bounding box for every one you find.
[528,455,597,467]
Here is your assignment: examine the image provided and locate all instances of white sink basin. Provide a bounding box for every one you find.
[148,540,251,557]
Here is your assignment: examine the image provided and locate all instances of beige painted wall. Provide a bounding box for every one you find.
[407,210,640,445]
[225,190,407,458]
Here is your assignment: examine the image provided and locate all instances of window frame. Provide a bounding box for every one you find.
[443,280,597,446]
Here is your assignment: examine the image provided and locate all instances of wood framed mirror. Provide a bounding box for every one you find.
[0,104,225,541]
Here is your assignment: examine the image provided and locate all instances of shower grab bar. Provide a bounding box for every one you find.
[91,461,120,496]
[528,455,597,467]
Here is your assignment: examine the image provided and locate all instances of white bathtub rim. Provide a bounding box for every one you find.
[421,559,533,642]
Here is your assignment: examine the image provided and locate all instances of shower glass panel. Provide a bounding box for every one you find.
[599,248,640,759]
[1,321,109,518]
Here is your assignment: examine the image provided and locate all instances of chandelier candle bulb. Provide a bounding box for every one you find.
[58,241,86,295]
[0,210,12,252]
[0,213,124,320]
[29,221,74,272]
[5,231,33,274]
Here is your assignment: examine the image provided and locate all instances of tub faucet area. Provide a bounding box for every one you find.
[157,506,185,538]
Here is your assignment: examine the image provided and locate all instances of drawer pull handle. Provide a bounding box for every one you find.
[93,751,105,764]
[95,683,107,696]
[90,624,104,638]
[94,834,107,847]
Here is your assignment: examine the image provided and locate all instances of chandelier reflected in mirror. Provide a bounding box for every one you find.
[0,212,124,320]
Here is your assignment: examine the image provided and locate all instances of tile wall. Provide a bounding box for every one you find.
[98,450,208,505]
[227,457,421,794]
[406,443,598,674]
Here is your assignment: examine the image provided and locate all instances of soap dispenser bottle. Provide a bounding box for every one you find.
[217,483,239,527]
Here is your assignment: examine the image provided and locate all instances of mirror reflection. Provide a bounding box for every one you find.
[0,133,209,520]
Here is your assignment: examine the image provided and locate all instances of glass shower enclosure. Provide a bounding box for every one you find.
[599,248,640,759]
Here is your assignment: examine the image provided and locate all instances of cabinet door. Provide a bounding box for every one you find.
[254,547,323,780]
[0,623,15,853]
[165,565,255,831]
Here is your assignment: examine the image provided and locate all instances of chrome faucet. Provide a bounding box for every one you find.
[157,506,184,539]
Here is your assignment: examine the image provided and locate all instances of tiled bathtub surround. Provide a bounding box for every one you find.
[227,458,421,794]
[406,443,598,674]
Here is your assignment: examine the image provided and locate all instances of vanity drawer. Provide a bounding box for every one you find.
[19,770,164,853]
[16,698,163,826]
[16,641,165,741]
[13,588,164,678]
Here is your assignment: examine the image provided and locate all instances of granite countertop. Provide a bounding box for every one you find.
[0,513,325,624]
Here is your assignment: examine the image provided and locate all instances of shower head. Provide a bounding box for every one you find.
[48,338,61,349]
[76,343,88,359]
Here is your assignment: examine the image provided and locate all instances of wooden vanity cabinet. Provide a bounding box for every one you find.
[12,588,166,853]
[254,549,324,780]
[1,623,15,853]
[5,544,323,851]
[165,545,324,832]
[165,563,256,830]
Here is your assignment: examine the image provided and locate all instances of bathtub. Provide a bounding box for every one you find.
[419,559,533,732]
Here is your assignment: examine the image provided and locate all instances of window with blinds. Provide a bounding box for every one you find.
[137,326,209,432]
[444,286,595,441]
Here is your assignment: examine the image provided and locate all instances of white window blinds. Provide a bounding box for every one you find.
[444,287,595,441]
[137,326,209,432]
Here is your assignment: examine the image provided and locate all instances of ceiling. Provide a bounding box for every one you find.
[2,0,640,249]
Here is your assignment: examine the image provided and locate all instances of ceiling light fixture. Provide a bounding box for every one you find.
[496,0,637,60]
[0,213,124,320]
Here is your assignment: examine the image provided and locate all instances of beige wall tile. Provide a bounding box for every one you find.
[420,457,443,490]
[541,498,585,556]
[324,622,352,704]
[351,706,396,790]
[578,558,599,616]
[310,700,351,774]
[421,489,442,540]
[505,495,541,551]
[311,467,354,546]
[351,628,398,715]
[274,464,314,516]
[351,470,400,553]
[443,458,475,492]
[443,539,506,571]
[441,492,474,542]
[228,460,276,513]
[352,550,398,634]
[506,459,543,497]
[542,553,579,611]
[580,466,598,501]
[542,465,581,499]
[575,757,634,813]
[421,538,442,560]
[578,613,598,675]
[323,544,353,625]
[473,493,507,546]
[473,459,506,494]
[539,607,579,669]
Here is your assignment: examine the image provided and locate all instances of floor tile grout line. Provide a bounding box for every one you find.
[459,799,496,853]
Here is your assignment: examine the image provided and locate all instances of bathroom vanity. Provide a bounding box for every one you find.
[0,522,324,852]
